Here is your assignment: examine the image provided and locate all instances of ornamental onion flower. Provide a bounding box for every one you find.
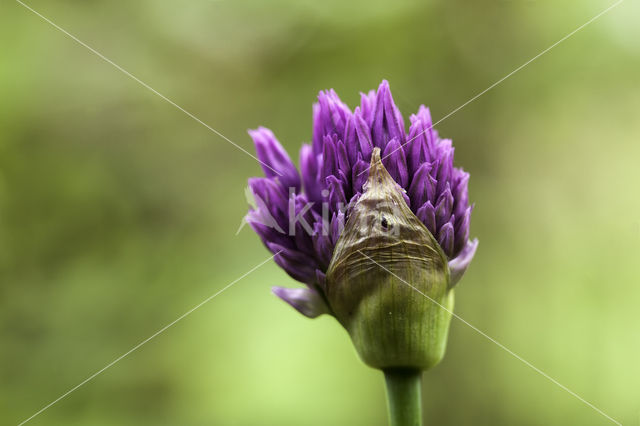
[247,80,477,316]
[246,80,478,425]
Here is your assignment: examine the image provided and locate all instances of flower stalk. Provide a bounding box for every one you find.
[384,369,423,426]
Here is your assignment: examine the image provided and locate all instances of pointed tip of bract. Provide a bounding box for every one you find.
[365,147,391,191]
[370,146,382,166]
[366,147,395,186]
[361,146,410,208]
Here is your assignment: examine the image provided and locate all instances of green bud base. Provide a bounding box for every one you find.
[384,368,423,426]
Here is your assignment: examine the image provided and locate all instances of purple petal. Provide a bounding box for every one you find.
[351,155,369,195]
[272,286,329,318]
[449,238,479,287]
[290,194,316,256]
[407,114,432,176]
[327,89,351,127]
[413,105,433,127]
[410,106,436,155]
[434,141,454,196]
[312,103,324,155]
[454,206,471,256]
[268,242,318,284]
[416,201,436,236]
[312,90,352,155]
[344,115,358,165]
[408,162,436,211]
[452,168,470,220]
[330,210,345,246]
[249,127,301,192]
[247,219,291,253]
[382,138,409,188]
[326,175,347,213]
[336,140,351,180]
[372,80,406,149]
[434,184,454,229]
[359,90,376,125]
[299,144,322,205]
[381,81,406,143]
[438,221,455,258]
[371,84,386,149]
[248,177,288,231]
[248,177,288,210]
[354,108,373,160]
[312,221,333,270]
[321,135,338,180]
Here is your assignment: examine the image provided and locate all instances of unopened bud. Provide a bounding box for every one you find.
[326,148,453,370]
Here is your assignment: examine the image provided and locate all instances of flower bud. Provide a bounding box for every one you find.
[326,148,453,370]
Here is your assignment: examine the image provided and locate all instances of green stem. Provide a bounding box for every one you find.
[383,368,423,426]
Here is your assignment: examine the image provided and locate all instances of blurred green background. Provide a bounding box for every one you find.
[2,0,639,425]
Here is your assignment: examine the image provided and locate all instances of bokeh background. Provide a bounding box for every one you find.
[2,0,639,425]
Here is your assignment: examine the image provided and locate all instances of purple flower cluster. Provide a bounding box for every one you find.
[247,81,477,313]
